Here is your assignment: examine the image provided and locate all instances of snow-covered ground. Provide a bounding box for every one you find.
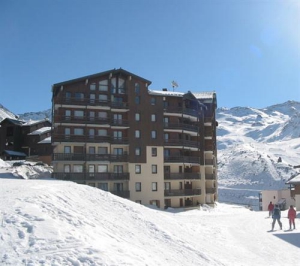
[0,160,299,266]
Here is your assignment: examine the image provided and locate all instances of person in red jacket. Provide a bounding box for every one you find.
[268,201,274,217]
[288,205,297,230]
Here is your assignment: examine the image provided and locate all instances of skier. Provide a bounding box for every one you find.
[288,205,296,230]
[271,204,282,231]
[268,201,274,217]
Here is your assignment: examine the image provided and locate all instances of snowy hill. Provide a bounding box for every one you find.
[0,161,299,265]
[217,101,300,208]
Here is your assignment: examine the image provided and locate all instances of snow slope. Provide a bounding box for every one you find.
[217,101,300,208]
[0,170,299,265]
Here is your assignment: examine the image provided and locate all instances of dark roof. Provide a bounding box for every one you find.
[52,68,152,88]
[0,118,25,126]
[3,150,27,157]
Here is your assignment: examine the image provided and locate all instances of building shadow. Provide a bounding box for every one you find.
[273,233,300,248]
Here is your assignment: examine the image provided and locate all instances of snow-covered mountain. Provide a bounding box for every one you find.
[0,104,51,122]
[217,101,300,208]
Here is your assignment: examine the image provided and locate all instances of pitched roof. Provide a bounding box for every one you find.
[28,127,51,136]
[3,150,27,157]
[52,68,152,88]
[286,173,300,184]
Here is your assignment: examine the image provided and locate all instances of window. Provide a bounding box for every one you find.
[75,92,84,101]
[65,110,71,120]
[135,182,141,192]
[152,182,158,191]
[136,200,142,204]
[98,129,107,136]
[135,96,140,104]
[89,146,95,154]
[64,146,71,153]
[66,92,71,102]
[135,113,140,121]
[88,165,95,177]
[135,130,141,138]
[135,165,141,174]
[164,149,170,158]
[74,165,83,172]
[89,111,95,121]
[151,114,156,122]
[65,128,70,135]
[151,97,156,105]
[113,131,122,140]
[98,147,108,154]
[64,164,70,172]
[89,129,95,138]
[135,147,141,156]
[164,182,171,190]
[90,83,96,90]
[99,94,108,101]
[99,80,108,91]
[90,94,95,104]
[98,111,107,119]
[74,128,84,135]
[111,77,117,94]
[98,165,108,172]
[113,113,122,124]
[152,165,157,174]
[114,183,123,191]
[118,78,125,94]
[152,147,157,157]
[114,165,123,173]
[113,148,123,155]
[135,83,140,94]
[98,183,108,191]
[151,130,157,139]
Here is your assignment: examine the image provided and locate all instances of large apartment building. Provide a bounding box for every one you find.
[51,68,217,209]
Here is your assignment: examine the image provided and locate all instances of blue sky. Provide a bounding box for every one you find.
[1,0,300,114]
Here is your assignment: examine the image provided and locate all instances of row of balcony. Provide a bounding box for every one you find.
[164,189,201,197]
[52,153,215,166]
[54,116,129,126]
[52,172,216,181]
[52,135,129,144]
[53,153,128,162]
[55,98,129,109]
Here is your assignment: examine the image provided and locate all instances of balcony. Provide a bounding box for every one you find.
[52,172,130,181]
[164,156,200,164]
[111,119,129,127]
[54,97,129,110]
[205,159,214,165]
[164,139,199,149]
[53,153,128,162]
[164,172,201,180]
[164,122,198,133]
[163,106,199,117]
[52,134,128,144]
[111,190,130,198]
[164,189,201,197]
[206,188,216,194]
[54,115,110,125]
[205,174,216,180]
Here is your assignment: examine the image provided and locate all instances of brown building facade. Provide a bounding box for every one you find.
[51,68,218,209]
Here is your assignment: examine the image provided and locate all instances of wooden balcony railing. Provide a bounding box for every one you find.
[164,156,200,164]
[164,139,200,148]
[52,135,129,144]
[52,172,130,181]
[206,188,216,194]
[53,153,128,162]
[164,173,201,180]
[164,189,201,197]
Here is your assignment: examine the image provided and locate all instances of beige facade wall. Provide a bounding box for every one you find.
[261,189,295,211]
[295,195,300,211]
[129,146,164,209]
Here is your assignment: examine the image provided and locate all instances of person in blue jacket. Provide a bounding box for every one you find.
[271,204,282,231]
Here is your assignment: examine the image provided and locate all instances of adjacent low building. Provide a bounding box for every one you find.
[51,68,218,209]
